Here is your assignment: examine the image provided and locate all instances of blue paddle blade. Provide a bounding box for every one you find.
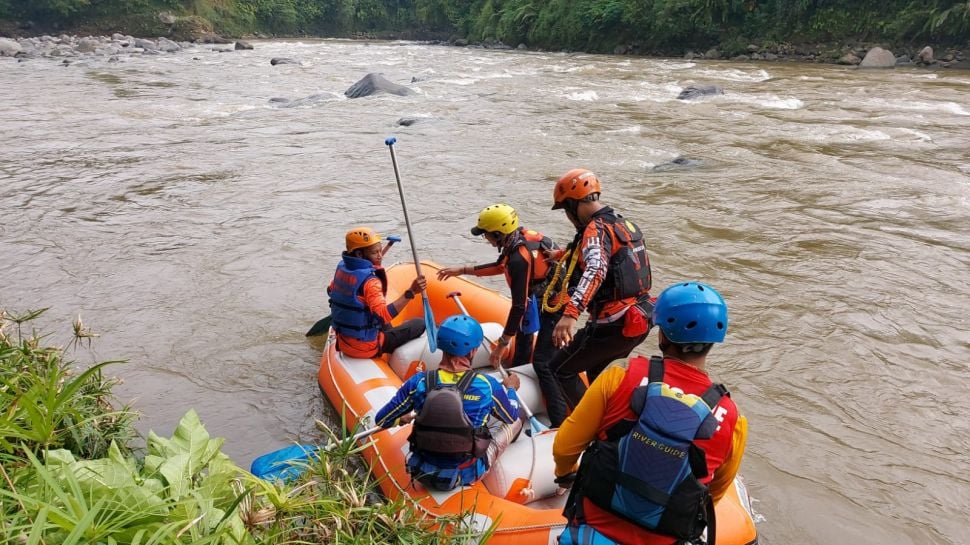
[423,296,437,353]
[250,443,318,482]
[385,136,397,146]
[529,416,549,434]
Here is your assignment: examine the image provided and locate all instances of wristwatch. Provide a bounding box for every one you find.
[404,289,415,300]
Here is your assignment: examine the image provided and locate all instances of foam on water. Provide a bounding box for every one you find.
[799,125,893,143]
[894,127,934,142]
[605,125,641,134]
[653,60,697,70]
[688,67,772,82]
[723,93,806,110]
[565,90,599,101]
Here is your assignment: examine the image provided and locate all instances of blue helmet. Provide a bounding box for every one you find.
[652,282,728,344]
[437,314,484,357]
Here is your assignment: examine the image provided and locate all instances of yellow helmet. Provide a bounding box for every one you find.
[345,227,382,252]
[471,204,519,236]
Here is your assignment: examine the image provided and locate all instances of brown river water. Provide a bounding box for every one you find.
[2,39,969,544]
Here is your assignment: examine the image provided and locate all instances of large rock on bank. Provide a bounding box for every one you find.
[860,47,897,68]
[0,37,23,56]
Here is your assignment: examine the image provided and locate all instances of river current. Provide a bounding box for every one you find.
[2,39,969,545]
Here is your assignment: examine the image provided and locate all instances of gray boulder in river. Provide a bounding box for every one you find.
[652,156,704,171]
[677,85,724,100]
[344,73,415,99]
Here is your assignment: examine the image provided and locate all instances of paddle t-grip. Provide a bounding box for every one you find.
[446,291,471,316]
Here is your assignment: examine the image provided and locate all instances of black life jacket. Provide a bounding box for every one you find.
[596,213,652,304]
[409,371,491,460]
[567,356,727,544]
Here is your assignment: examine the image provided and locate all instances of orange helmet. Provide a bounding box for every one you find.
[552,168,601,210]
[345,227,382,252]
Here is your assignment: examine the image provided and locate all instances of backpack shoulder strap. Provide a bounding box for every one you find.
[648,355,665,383]
[425,370,439,391]
[705,493,717,545]
[701,382,729,408]
[455,370,478,394]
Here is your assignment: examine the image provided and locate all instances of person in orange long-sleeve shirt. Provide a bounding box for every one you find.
[329,227,427,359]
[552,282,746,545]
[437,203,570,426]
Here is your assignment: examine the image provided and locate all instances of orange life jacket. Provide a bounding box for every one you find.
[501,228,557,288]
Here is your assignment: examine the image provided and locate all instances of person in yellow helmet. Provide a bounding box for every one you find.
[437,204,569,427]
[328,227,427,359]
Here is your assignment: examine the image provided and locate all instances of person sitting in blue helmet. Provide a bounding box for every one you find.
[375,314,523,491]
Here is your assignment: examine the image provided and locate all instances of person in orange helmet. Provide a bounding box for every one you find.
[543,168,654,410]
[328,227,427,359]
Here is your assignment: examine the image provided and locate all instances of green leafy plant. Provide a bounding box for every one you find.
[0,309,136,462]
[0,410,250,545]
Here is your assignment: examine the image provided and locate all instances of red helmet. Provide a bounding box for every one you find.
[552,168,601,210]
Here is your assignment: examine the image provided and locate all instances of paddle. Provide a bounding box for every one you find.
[445,290,549,435]
[385,136,437,353]
[251,424,383,482]
[305,235,402,337]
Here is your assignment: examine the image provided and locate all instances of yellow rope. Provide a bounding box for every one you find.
[542,248,580,313]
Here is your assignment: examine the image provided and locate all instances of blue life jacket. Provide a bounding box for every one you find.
[328,254,386,342]
[568,356,727,545]
[521,294,540,335]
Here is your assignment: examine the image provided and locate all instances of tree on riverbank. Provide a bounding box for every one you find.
[1,0,968,55]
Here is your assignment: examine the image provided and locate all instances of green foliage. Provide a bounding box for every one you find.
[414,0,452,30]
[9,0,91,18]
[890,0,970,40]
[0,411,250,545]
[0,309,487,545]
[0,0,967,49]
[0,309,136,462]
[237,420,491,544]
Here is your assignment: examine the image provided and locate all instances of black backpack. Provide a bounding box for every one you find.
[409,371,491,460]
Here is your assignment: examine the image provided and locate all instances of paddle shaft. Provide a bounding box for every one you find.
[337,425,382,450]
[386,143,423,279]
[386,137,437,352]
[446,291,546,431]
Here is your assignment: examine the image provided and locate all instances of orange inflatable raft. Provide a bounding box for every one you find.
[317,261,759,545]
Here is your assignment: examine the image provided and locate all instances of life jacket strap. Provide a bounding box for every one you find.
[614,472,672,506]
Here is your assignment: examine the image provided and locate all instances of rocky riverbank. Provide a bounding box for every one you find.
[2,29,969,71]
[0,33,253,64]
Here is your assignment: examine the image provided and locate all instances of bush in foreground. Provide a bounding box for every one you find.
[0,309,483,544]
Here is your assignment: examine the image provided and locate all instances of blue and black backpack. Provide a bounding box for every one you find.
[567,356,728,544]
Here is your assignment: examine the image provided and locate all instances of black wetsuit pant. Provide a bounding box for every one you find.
[510,308,569,428]
[379,318,426,355]
[548,319,649,410]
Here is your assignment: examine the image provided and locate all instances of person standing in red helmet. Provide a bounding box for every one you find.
[328,227,427,359]
[543,168,654,410]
